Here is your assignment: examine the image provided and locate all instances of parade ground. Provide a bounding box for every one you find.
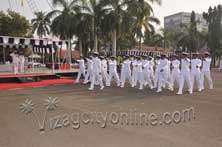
[0,69,222,147]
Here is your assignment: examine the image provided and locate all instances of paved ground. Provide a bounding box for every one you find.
[0,69,222,147]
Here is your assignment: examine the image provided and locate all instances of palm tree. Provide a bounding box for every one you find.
[175,11,207,52]
[83,0,105,52]
[128,0,161,50]
[74,13,92,55]
[100,0,130,56]
[31,11,51,39]
[48,0,84,63]
[158,28,175,49]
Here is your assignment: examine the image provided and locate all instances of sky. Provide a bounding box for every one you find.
[0,0,222,27]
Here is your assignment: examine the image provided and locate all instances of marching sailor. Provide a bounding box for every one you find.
[120,55,132,88]
[100,56,109,86]
[200,52,213,90]
[157,54,170,93]
[169,54,180,91]
[177,52,192,95]
[83,56,93,84]
[190,53,202,92]
[131,56,138,88]
[137,56,144,90]
[142,55,153,89]
[89,52,104,90]
[76,55,85,83]
[108,56,120,87]
[148,56,155,85]
[154,55,161,88]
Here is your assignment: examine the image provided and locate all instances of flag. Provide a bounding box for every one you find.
[21,0,24,7]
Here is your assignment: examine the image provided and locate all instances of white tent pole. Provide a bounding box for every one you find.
[43,50,45,65]
[3,47,6,64]
[32,47,34,72]
[51,46,55,74]
[58,47,61,71]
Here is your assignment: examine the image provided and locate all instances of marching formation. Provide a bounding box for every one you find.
[75,52,213,95]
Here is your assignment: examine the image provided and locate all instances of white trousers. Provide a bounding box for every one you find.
[90,72,104,89]
[13,63,18,74]
[157,71,169,91]
[178,72,192,94]
[131,69,137,87]
[170,70,180,89]
[190,71,201,90]
[101,69,109,86]
[133,71,144,89]
[120,70,132,87]
[150,69,155,84]
[84,69,92,83]
[109,71,120,86]
[200,70,213,89]
[154,69,159,88]
[143,70,153,89]
[76,68,85,82]
[19,62,25,73]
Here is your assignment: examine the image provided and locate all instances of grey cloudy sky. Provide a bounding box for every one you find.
[0,0,222,27]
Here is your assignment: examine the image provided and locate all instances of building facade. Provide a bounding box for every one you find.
[164,12,208,32]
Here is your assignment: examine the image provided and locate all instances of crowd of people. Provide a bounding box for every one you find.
[75,52,213,95]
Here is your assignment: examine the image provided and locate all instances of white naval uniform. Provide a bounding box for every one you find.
[157,58,169,92]
[76,59,85,83]
[120,59,132,88]
[19,55,25,73]
[101,59,109,86]
[131,60,138,87]
[170,59,180,90]
[149,59,155,84]
[154,59,160,88]
[108,60,120,86]
[162,60,171,88]
[136,60,144,90]
[84,58,93,84]
[10,53,19,74]
[142,60,153,89]
[89,57,104,90]
[177,58,192,94]
[167,60,171,80]
[200,57,213,90]
[190,58,202,91]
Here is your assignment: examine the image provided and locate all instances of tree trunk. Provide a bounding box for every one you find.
[67,38,72,64]
[79,39,83,56]
[112,29,117,56]
[164,39,166,49]
[94,33,98,52]
[139,36,142,51]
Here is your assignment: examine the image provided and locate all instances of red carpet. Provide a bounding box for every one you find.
[0,72,49,78]
[0,78,75,89]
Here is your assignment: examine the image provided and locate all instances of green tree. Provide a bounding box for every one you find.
[0,10,31,37]
[100,0,131,56]
[128,0,161,50]
[31,11,51,39]
[203,5,222,54]
[144,28,175,49]
[176,11,207,52]
[189,11,198,51]
[83,0,105,52]
[48,0,84,63]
